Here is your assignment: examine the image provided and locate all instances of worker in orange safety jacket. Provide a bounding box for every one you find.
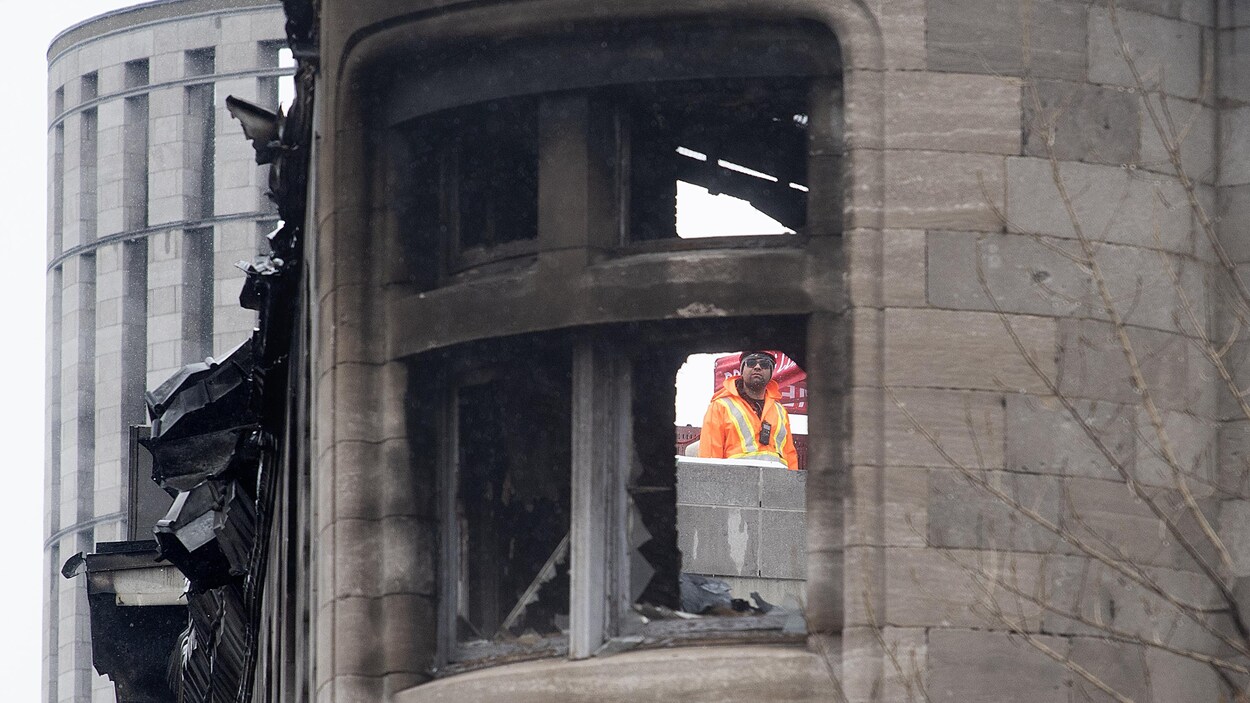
[698,351,800,470]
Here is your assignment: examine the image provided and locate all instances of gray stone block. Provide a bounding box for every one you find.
[1067,638,1149,703]
[1057,319,1202,412]
[884,388,1006,469]
[926,629,1070,703]
[1222,107,1250,187]
[1005,394,1135,480]
[1217,184,1250,263]
[758,509,806,579]
[927,230,1092,317]
[927,0,1087,79]
[927,468,1062,552]
[1023,80,1140,165]
[1219,499,1250,577]
[1137,94,1218,183]
[883,150,1005,232]
[1145,648,1225,703]
[676,462,759,508]
[884,71,1020,154]
[677,505,760,577]
[883,307,1057,394]
[1089,8,1202,100]
[760,468,805,509]
[1133,407,1216,492]
[1006,157,1201,255]
[1220,26,1250,103]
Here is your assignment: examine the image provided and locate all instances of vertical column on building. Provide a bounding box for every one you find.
[57,70,98,703]
[92,62,130,547]
[43,83,65,703]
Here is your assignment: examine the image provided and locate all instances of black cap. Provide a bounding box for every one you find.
[739,351,777,367]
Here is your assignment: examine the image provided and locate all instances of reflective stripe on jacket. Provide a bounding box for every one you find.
[698,376,800,470]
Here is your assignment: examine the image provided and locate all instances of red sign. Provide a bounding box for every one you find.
[713,352,807,413]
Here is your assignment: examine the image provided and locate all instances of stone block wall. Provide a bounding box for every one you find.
[676,458,807,606]
[841,1,1246,701]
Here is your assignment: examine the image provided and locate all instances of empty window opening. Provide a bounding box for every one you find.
[259,42,297,114]
[185,82,216,220]
[452,350,571,653]
[80,72,98,103]
[669,351,808,614]
[403,97,540,277]
[123,94,150,231]
[627,80,809,241]
[124,59,149,90]
[181,228,214,363]
[277,47,296,112]
[184,48,215,79]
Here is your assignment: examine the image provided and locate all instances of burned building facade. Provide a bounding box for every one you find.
[53,0,1250,701]
[45,2,289,701]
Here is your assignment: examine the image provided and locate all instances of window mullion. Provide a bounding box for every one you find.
[569,342,628,658]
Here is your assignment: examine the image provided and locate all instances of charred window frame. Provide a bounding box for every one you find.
[393,19,839,289]
[386,17,842,671]
[424,321,809,672]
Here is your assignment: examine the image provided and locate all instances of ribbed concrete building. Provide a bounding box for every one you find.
[44,3,288,701]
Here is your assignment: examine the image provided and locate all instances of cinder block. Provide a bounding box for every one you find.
[927,468,1062,552]
[927,230,1091,317]
[884,72,1020,154]
[927,629,1070,703]
[757,509,806,579]
[883,308,1057,394]
[1005,394,1135,480]
[1023,79,1140,165]
[1089,7,1202,100]
[677,505,760,577]
[760,467,805,509]
[927,0,1087,79]
[884,150,1005,231]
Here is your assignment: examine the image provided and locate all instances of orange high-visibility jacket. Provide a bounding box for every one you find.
[698,377,800,470]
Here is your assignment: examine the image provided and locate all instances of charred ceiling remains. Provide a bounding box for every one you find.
[61,4,316,700]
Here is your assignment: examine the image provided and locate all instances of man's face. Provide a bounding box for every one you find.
[741,354,775,391]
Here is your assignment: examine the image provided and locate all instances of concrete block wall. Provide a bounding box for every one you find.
[676,459,807,606]
[841,1,1239,701]
[44,3,288,702]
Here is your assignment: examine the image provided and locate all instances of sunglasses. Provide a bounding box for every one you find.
[743,357,774,369]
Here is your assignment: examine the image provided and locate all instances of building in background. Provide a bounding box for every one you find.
[44,2,289,701]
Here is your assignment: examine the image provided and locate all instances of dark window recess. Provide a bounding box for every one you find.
[455,354,570,644]
[454,100,539,250]
[626,80,809,241]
